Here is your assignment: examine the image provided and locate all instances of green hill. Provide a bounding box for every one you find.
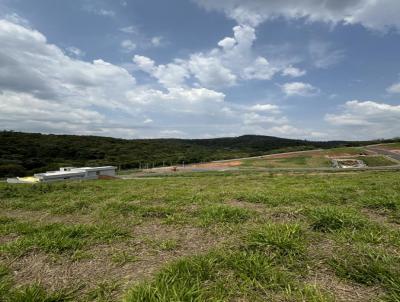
[0,131,397,177]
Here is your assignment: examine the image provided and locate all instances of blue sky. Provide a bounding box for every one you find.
[0,0,399,140]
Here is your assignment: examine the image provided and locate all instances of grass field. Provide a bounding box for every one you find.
[378,143,400,150]
[241,155,332,168]
[239,147,372,169]
[1,171,400,301]
[357,156,398,167]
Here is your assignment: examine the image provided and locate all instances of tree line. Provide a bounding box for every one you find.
[0,131,397,177]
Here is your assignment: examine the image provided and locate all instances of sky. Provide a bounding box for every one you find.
[0,0,400,140]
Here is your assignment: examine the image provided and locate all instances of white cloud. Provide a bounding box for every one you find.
[133,55,156,73]
[250,104,280,113]
[133,24,283,89]
[194,0,400,31]
[325,100,400,139]
[121,39,137,52]
[0,18,311,139]
[387,82,400,94]
[119,26,137,34]
[243,57,278,80]
[282,66,306,77]
[243,112,288,125]
[281,82,319,97]
[188,54,237,87]
[151,36,163,47]
[218,37,236,50]
[133,55,190,88]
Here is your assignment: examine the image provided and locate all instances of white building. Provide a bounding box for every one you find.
[7,166,117,183]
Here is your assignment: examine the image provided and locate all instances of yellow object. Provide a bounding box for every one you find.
[17,177,40,183]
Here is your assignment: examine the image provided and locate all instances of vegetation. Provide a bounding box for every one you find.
[358,156,398,167]
[241,154,332,168]
[2,131,397,177]
[1,170,400,301]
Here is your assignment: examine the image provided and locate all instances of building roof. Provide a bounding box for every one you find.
[34,166,116,179]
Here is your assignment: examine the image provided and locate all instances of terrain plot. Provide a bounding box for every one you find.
[1,170,400,301]
[178,146,399,172]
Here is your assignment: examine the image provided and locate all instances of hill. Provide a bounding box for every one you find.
[0,131,397,177]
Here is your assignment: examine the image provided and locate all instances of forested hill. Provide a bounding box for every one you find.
[0,131,396,177]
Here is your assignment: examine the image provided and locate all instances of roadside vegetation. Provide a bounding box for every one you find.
[1,170,400,301]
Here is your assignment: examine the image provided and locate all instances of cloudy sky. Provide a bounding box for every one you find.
[0,0,400,140]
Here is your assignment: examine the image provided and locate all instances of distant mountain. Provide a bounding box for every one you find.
[0,131,397,177]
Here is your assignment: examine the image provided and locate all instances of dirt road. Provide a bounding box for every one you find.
[366,147,400,162]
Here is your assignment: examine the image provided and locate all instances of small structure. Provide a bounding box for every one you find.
[332,159,366,169]
[7,166,116,183]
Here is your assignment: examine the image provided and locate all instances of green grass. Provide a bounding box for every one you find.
[322,147,367,156]
[378,143,400,149]
[124,249,332,302]
[245,223,305,259]
[198,204,252,225]
[241,154,332,169]
[329,244,400,300]
[0,218,130,256]
[308,207,369,233]
[1,171,400,301]
[0,266,74,302]
[358,156,398,167]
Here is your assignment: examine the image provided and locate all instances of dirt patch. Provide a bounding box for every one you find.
[306,237,382,302]
[307,270,382,302]
[0,234,19,245]
[263,150,323,159]
[361,209,400,229]
[225,199,267,213]
[189,161,242,169]
[5,222,225,299]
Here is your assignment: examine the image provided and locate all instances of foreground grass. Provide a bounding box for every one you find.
[0,170,400,301]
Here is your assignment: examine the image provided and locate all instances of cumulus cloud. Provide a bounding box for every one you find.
[133,24,289,89]
[243,112,288,125]
[282,66,306,77]
[281,82,319,97]
[193,0,400,31]
[0,18,307,139]
[250,104,280,113]
[325,100,400,139]
[188,54,237,87]
[133,55,189,87]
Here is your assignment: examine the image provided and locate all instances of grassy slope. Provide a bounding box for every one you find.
[358,156,398,167]
[241,155,332,168]
[378,143,400,149]
[239,147,399,169]
[0,171,400,301]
